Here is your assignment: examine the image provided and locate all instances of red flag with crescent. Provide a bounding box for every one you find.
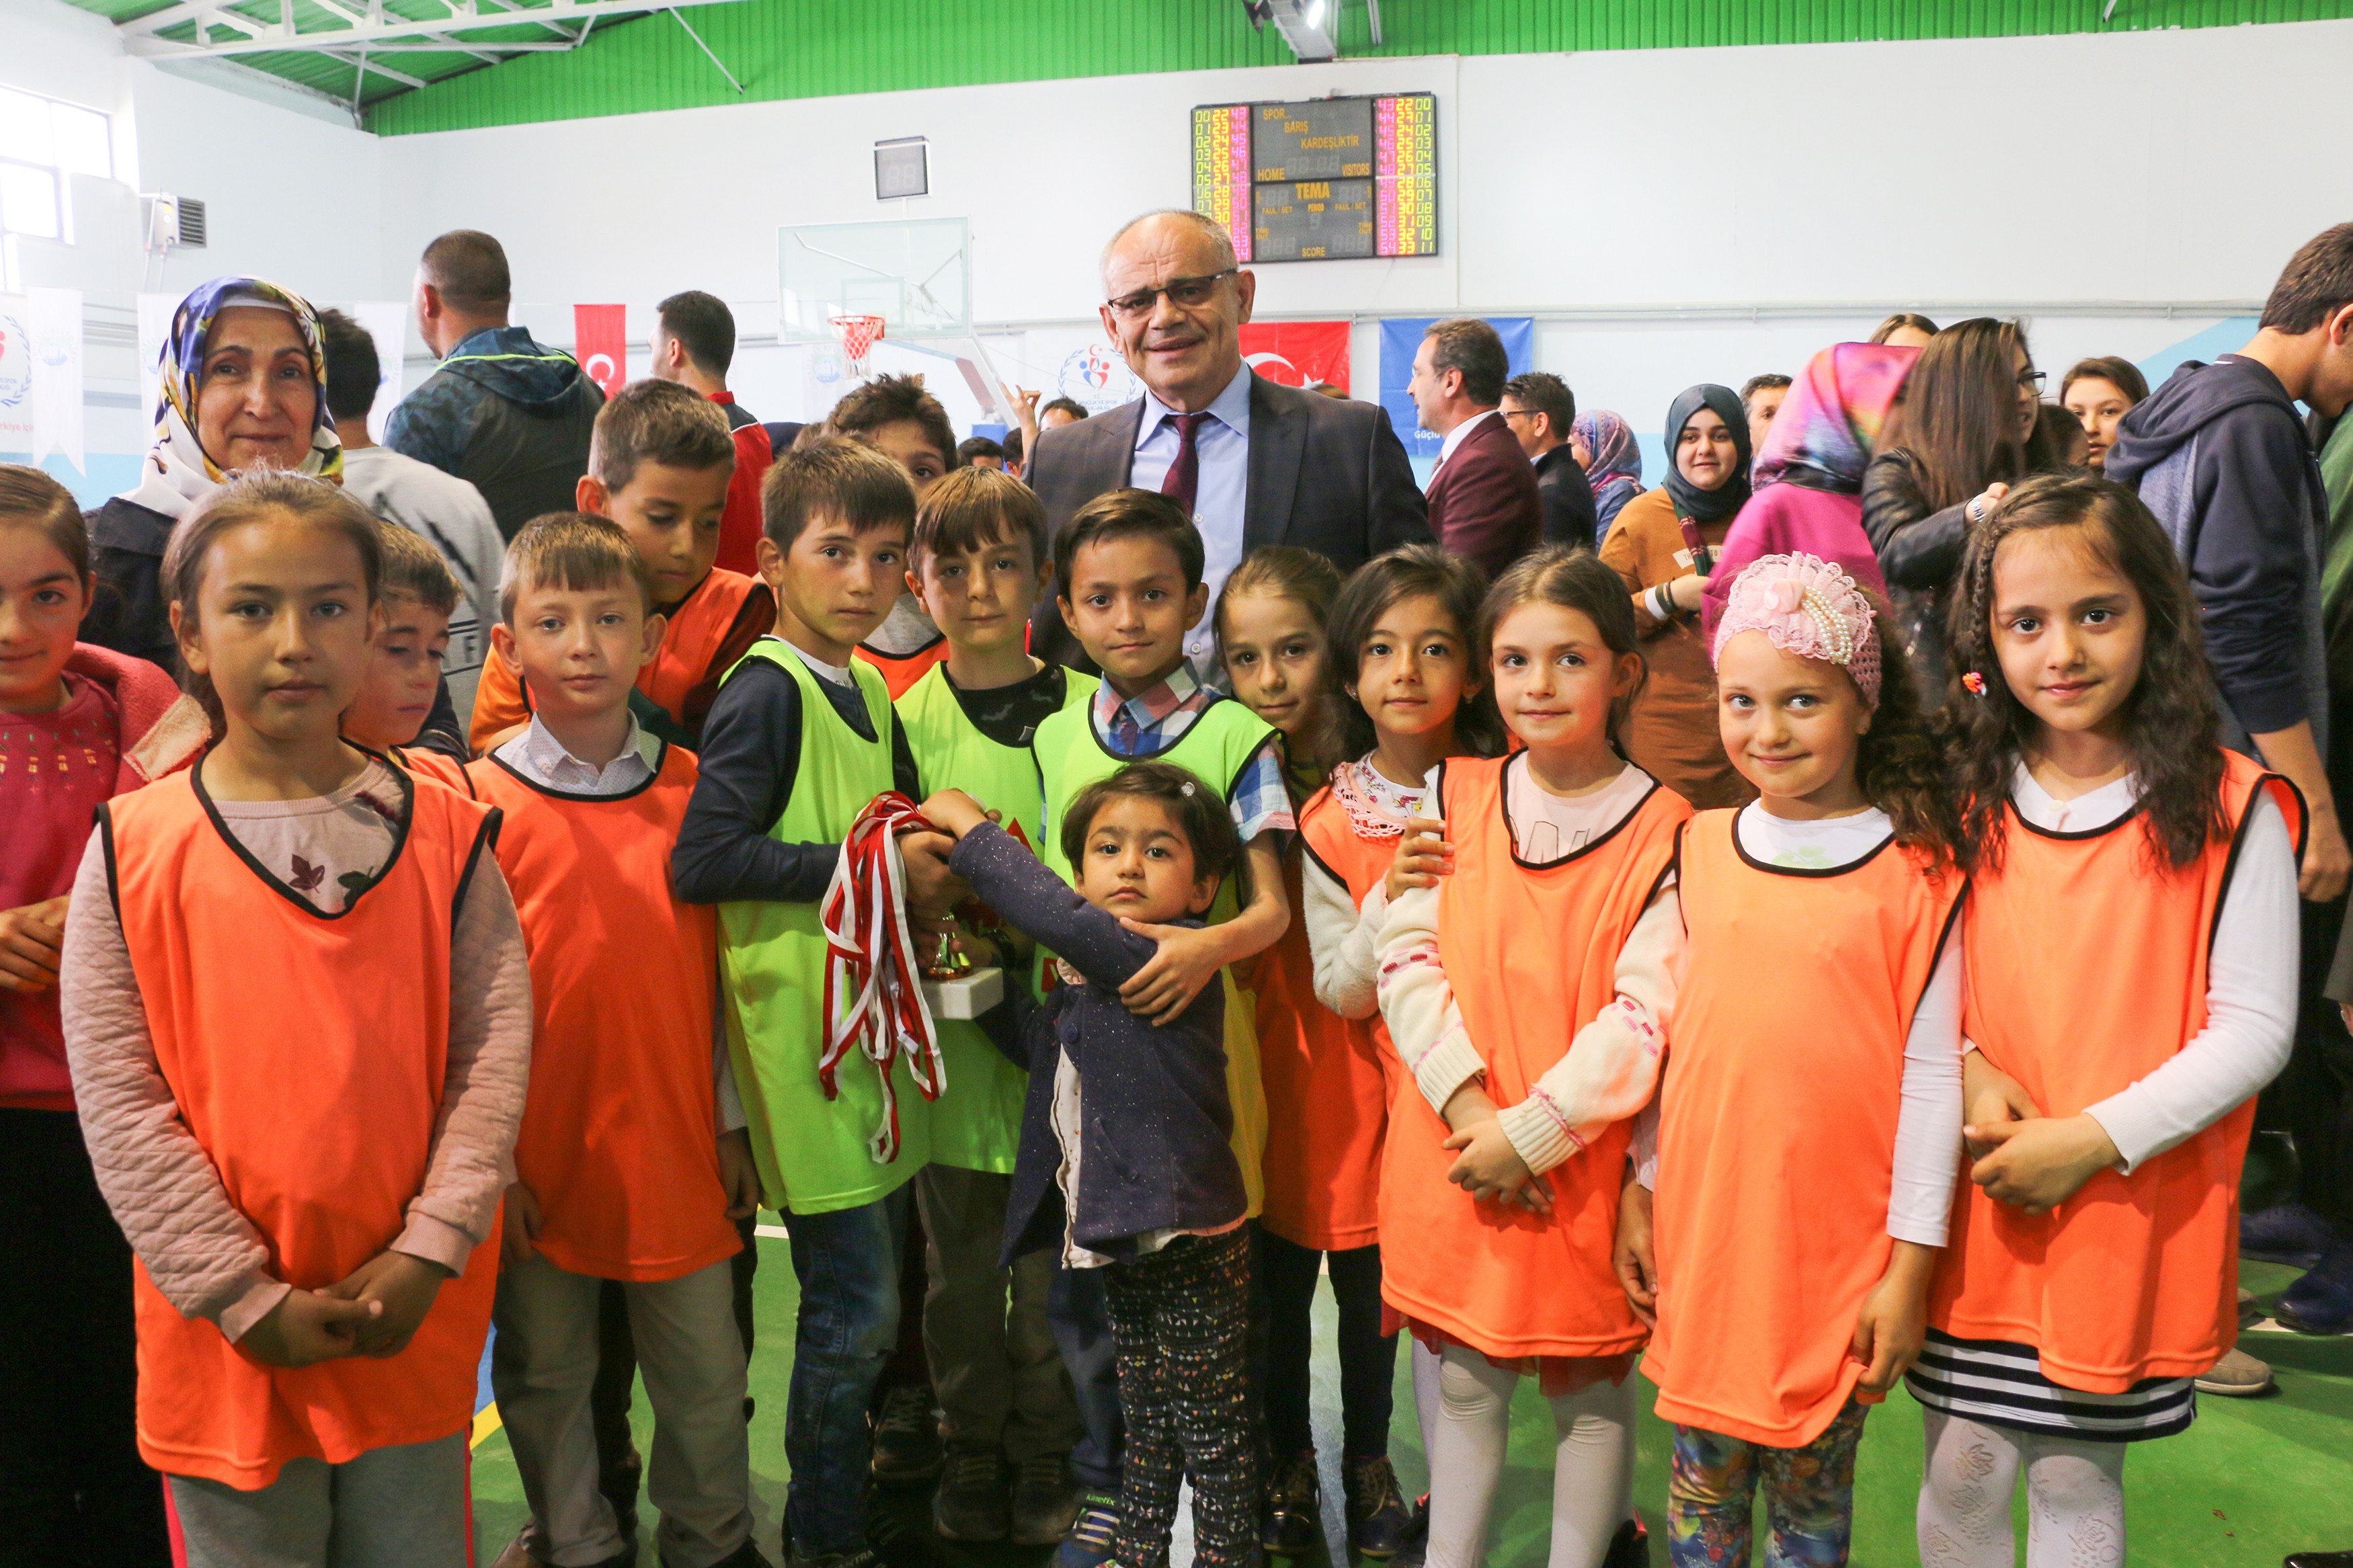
[573,304,627,398]
[1238,321,1351,393]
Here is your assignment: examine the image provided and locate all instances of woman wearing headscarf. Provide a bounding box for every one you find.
[1599,384,1758,807]
[1571,409,1646,537]
[81,277,342,671]
[1701,341,1921,642]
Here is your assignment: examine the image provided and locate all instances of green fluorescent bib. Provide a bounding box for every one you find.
[1031,686,1279,1216]
[717,641,929,1215]
[895,663,1091,1174]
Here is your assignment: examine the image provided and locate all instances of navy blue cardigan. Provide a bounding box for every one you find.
[948,823,1247,1264]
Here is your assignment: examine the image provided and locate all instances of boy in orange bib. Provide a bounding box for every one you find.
[470,378,772,751]
[473,515,767,1568]
[342,520,476,795]
[1909,477,2301,1567]
[1624,551,1963,1568]
[61,475,530,1565]
[1375,549,1683,1568]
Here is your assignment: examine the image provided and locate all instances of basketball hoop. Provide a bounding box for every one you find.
[830,313,887,377]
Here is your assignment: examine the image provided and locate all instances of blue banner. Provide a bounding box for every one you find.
[1378,317,1536,479]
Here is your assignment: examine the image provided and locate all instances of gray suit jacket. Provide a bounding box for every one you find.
[1025,370,1431,667]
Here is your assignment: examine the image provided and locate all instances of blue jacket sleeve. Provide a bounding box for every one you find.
[2191,409,2322,735]
[947,824,1161,991]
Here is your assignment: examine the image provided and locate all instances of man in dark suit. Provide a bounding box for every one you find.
[1408,319,1543,577]
[1501,370,1598,550]
[1027,208,1429,673]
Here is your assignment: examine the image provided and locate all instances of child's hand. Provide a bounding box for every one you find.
[1442,1116,1552,1214]
[1613,1178,1658,1327]
[1115,921,1229,1025]
[1439,1078,1498,1136]
[717,1128,762,1221]
[1384,821,1453,902]
[918,789,993,839]
[239,1288,378,1368]
[0,895,69,993]
[324,1251,449,1358]
[1960,1048,2041,1159]
[899,830,970,918]
[1851,1240,1936,1394]
[1966,1114,2120,1214]
[501,1181,543,1265]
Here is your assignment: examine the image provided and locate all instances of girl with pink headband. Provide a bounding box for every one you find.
[1618,551,1964,1568]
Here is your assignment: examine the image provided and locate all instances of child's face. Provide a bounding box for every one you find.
[175,515,376,745]
[1351,591,1474,744]
[1990,526,2146,743]
[1220,591,1326,739]
[760,513,909,659]
[910,530,1047,659]
[869,419,949,496]
[1489,600,1634,757]
[493,575,662,727]
[1060,534,1207,691]
[0,524,89,714]
[342,595,450,750]
[1075,794,1218,925]
[582,460,731,607]
[1716,630,1872,807]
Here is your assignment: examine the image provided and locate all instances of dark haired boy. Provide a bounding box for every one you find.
[673,437,961,1568]
[1027,487,1292,1567]
[918,761,1255,1568]
[826,373,959,697]
[653,290,774,579]
[469,378,774,752]
[894,468,1088,1546]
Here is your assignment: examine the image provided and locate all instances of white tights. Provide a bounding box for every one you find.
[1419,1343,1634,1568]
[1918,1409,2127,1568]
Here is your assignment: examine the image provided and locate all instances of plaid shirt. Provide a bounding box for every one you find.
[1091,665,1295,843]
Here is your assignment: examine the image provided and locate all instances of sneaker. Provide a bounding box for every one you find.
[707,1542,777,1568]
[1602,1516,1651,1568]
[931,1447,1010,1542]
[869,1385,943,1484]
[1010,1452,1083,1548]
[2286,1551,2353,1567]
[1403,1492,1431,1546]
[865,1508,941,1568]
[2194,1346,2276,1397]
[2241,1286,2264,1331]
[1343,1455,1412,1560]
[2242,1202,2341,1267]
[1054,1490,1120,1568]
[489,1523,637,1568]
[789,1549,880,1568]
[2280,1242,2353,1335]
[1263,1451,1323,1557]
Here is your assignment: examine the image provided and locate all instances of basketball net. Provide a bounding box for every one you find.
[830,313,887,378]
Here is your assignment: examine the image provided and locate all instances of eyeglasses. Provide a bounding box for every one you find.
[2018,368,2048,394]
[1105,270,1238,321]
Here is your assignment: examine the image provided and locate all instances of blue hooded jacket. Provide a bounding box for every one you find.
[385,325,603,540]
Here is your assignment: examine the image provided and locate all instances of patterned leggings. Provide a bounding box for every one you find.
[1102,1227,1259,1568]
[1667,1399,1868,1567]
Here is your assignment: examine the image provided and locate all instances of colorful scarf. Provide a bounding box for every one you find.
[122,276,341,521]
[1572,410,1644,495]
[1750,342,1919,495]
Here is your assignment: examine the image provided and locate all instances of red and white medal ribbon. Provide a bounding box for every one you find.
[817,791,947,1163]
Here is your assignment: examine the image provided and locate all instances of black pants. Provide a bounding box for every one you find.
[1104,1229,1261,1568]
[2266,893,2353,1231]
[0,1107,170,1567]
[592,1210,760,1489]
[1257,1229,1397,1460]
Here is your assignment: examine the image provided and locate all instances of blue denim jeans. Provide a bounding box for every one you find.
[785,1187,910,1558]
[1048,1261,1124,1494]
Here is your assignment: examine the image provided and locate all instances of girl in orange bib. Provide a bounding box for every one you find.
[1624,550,1962,1568]
[59,475,530,1566]
[1376,548,1687,1568]
[1907,477,2300,1567]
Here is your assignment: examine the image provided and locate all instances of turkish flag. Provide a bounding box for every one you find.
[1238,321,1351,393]
[573,304,627,398]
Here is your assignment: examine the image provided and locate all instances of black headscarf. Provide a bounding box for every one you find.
[1660,383,1752,524]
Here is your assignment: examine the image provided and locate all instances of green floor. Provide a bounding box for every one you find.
[469,1245,2353,1565]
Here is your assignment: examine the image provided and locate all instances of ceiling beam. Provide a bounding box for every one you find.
[119,0,735,57]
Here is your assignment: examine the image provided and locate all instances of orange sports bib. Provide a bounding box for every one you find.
[471,745,741,1282]
[1932,754,2303,1391]
[1380,758,1687,1360]
[1646,809,1962,1446]
[855,636,949,701]
[389,744,477,798]
[102,766,502,1489]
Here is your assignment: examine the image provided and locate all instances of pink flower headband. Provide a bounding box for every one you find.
[1710,551,1882,706]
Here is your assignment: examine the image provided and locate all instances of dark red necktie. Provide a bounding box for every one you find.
[1160,412,1204,516]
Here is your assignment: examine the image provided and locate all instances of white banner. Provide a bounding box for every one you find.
[136,290,177,436]
[0,297,31,452]
[28,287,83,474]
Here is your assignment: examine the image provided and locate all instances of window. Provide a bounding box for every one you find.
[0,86,112,242]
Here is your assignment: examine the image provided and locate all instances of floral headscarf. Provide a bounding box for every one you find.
[1749,342,1918,495]
[1572,409,1644,497]
[124,276,341,520]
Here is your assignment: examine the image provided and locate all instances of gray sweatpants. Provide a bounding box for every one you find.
[491,1250,751,1568]
[167,1433,469,1568]
[916,1163,1082,1460]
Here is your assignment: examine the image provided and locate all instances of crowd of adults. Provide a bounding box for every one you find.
[65,212,2353,1535]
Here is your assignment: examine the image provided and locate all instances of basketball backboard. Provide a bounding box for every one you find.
[779,218,971,343]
